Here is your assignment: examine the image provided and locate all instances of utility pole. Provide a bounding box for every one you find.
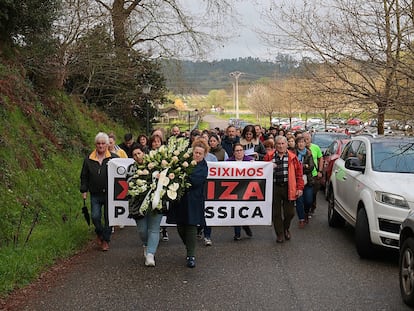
[229,71,243,119]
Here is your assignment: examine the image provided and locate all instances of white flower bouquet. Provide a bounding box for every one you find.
[128,136,197,217]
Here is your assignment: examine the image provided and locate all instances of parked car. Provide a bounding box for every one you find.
[330,117,346,125]
[290,121,306,132]
[311,131,350,153]
[399,210,414,307]
[328,135,414,258]
[320,138,350,198]
[346,118,362,125]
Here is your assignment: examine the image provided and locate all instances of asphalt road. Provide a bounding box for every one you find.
[6,192,410,311]
[202,114,229,131]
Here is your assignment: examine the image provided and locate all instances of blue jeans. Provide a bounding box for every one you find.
[90,193,111,242]
[203,226,212,239]
[234,226,251,236]
[295,197,305,220]
[302,184,314,214]
[135,212,163,255]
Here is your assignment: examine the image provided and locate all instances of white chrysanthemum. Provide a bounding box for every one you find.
[161,176,170,187]
[167,189,177,200]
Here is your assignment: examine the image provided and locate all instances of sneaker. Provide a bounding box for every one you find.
[233,235,241,241]
[161,229,169,241]
[299,220,305,229]
[111,227,115,234]
[145,253,155,267]
[204,238,212,246]
[186,256,196,268]
[243,226,253,237]
[101,241,109,251]
[143,246,147,258]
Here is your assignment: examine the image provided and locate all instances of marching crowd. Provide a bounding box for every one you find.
[80,124,323,268]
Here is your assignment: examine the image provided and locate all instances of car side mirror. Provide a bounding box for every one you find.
[345,157,365,172]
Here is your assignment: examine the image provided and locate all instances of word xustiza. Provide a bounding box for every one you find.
[206,179,266,201]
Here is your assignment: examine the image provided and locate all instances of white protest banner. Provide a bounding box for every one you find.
[107,158,136,226]
[205,161,273,226]
[107,159,273,226]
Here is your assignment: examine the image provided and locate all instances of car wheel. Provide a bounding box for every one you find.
[355,208,375,258]
[324,180,330,200]
[400,237,414,307]
[327,189,345,227]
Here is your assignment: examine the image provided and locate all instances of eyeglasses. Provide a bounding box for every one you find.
[234,149,244,152]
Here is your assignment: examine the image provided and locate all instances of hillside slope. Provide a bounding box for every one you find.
[0,62,128,296]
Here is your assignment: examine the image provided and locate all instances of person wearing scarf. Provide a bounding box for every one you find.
[295,136,315,226]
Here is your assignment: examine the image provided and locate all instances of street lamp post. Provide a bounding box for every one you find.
[230,71,243,120]
[187,110,191,130]
[188,109,199,131]
[142,84,151,136]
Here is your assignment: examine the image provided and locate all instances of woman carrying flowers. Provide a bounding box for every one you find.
[167,138,209,268]
[128,136,198,267]
[127,144,163,267]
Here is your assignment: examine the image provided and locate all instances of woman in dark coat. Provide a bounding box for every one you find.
[167,138,209,268]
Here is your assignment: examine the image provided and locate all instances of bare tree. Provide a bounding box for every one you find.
[93,0,235,58]
[259,0,414,134]
[247,82,282,124]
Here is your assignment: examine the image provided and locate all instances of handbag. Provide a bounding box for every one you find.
[302,174,308,186]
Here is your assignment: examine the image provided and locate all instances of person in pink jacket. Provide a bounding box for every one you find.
[264,135,304,243]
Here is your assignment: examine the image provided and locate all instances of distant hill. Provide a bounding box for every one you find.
[161,55,300,94]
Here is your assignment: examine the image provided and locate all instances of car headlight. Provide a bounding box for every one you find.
[375,191,409,209]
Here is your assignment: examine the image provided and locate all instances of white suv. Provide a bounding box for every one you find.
[327,135,414,258]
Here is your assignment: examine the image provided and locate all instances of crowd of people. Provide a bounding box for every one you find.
[79,123,323,267]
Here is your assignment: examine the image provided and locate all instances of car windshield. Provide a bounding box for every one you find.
[313,134,349,149]
[371,141,414,173]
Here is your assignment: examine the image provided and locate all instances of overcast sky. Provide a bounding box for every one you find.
[210,2,270,60]
[181,0,272,61]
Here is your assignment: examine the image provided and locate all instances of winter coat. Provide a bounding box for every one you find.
[264,149,304,201]
[167,159,208,226]
[210,145,228,161]
[221,135,240,157]
[226,155,254,162]
[239,137,266,160]
[295,147,315,186]
[80,150,118,195]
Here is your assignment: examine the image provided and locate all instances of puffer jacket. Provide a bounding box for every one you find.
[80,149,118,195]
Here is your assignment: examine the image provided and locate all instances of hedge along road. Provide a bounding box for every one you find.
[1,192,409,311]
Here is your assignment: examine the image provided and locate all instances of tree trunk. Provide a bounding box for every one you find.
[377,104,386,135]
[112,0,129,49]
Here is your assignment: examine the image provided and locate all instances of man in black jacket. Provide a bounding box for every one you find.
[118,132,135,158]
[221,125,240,157]
[80,132,118,251]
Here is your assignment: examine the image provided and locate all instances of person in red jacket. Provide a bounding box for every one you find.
[264,135,304,243]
